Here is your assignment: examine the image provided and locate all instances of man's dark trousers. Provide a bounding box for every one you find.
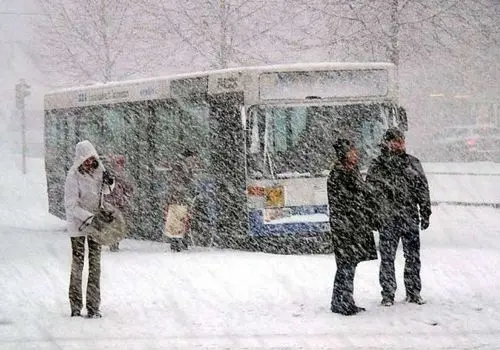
[331,258,357,310]
[379,216,421,300]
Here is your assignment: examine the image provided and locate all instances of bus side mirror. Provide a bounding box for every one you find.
[397,106,408,131]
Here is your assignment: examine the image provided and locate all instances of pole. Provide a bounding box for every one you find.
[389,0,400,100]
[16,79,30,174]
[21,105,26,174]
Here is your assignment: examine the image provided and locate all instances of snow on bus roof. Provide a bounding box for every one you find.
[45,61,395,95]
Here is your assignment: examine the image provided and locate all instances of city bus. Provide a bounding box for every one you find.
[44,62,406,253]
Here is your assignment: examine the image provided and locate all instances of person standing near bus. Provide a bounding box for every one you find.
[327,138,378,316]
[165,148,199,252]
[104,154,135,252]
[366,127,432,306]
[64,140,115,318]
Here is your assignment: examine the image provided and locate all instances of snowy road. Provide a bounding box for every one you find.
[1,204,500,349]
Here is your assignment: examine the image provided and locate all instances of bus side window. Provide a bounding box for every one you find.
[102,106,126,155]
[66,110,77,161]
[153,100,183,168]
[76,106,102,150]
[176,97,210,169]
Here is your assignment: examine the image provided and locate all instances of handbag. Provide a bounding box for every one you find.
[90,173,127,245]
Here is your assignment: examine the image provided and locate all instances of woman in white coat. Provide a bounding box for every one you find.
[64,140,114,318]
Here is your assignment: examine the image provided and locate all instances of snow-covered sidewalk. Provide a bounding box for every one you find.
[1,157,500,349]
[1,204,500,349]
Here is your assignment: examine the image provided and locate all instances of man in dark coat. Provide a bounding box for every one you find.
[327,139,378,316]
[366,127,432,306]
[165,149,199,252]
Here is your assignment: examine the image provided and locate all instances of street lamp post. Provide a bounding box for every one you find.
[15,79,31,174]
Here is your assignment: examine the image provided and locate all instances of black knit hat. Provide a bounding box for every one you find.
[383,127,405,142]
[334,138,354,161]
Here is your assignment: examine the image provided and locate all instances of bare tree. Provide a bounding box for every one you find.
[138,0,291,70]
[289,0,498,66]
[33,0,164,84]
[286,0,499,102]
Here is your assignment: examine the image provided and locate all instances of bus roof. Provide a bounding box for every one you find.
[44,61,396,109]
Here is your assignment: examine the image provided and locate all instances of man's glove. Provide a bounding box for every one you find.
[92,209,115,231]
[420,216,430,230]
[97,209,114,223]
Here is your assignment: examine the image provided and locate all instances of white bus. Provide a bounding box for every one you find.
[44,62,406,253]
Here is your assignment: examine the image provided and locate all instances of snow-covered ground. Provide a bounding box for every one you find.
[424,162,500,204]
[1,156,500,349]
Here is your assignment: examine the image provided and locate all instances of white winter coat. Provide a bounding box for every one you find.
[64,140,114,237]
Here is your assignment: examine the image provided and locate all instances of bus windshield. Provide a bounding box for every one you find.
[247,103,391,178]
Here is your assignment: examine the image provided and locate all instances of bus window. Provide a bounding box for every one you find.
[177,98,210,169]
[76,107,103,150]
[247,108,265,178]
[153,98,210,169]
[272,107,308,152]
[101,107,126,155]
[66,111,77,157]
[248,103,390,178]
[74,105,129,159]
[350,104,386,163]
[270,109,287,152]
[153,101,182,167]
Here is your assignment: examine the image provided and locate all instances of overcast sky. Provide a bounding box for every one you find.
[1,0,498,144]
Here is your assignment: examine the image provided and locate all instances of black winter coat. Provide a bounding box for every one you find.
[366,151,431,228]
[327,163,378,263]
[165,159,196,206]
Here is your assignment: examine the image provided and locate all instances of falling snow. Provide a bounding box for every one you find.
[1,0,499,349]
